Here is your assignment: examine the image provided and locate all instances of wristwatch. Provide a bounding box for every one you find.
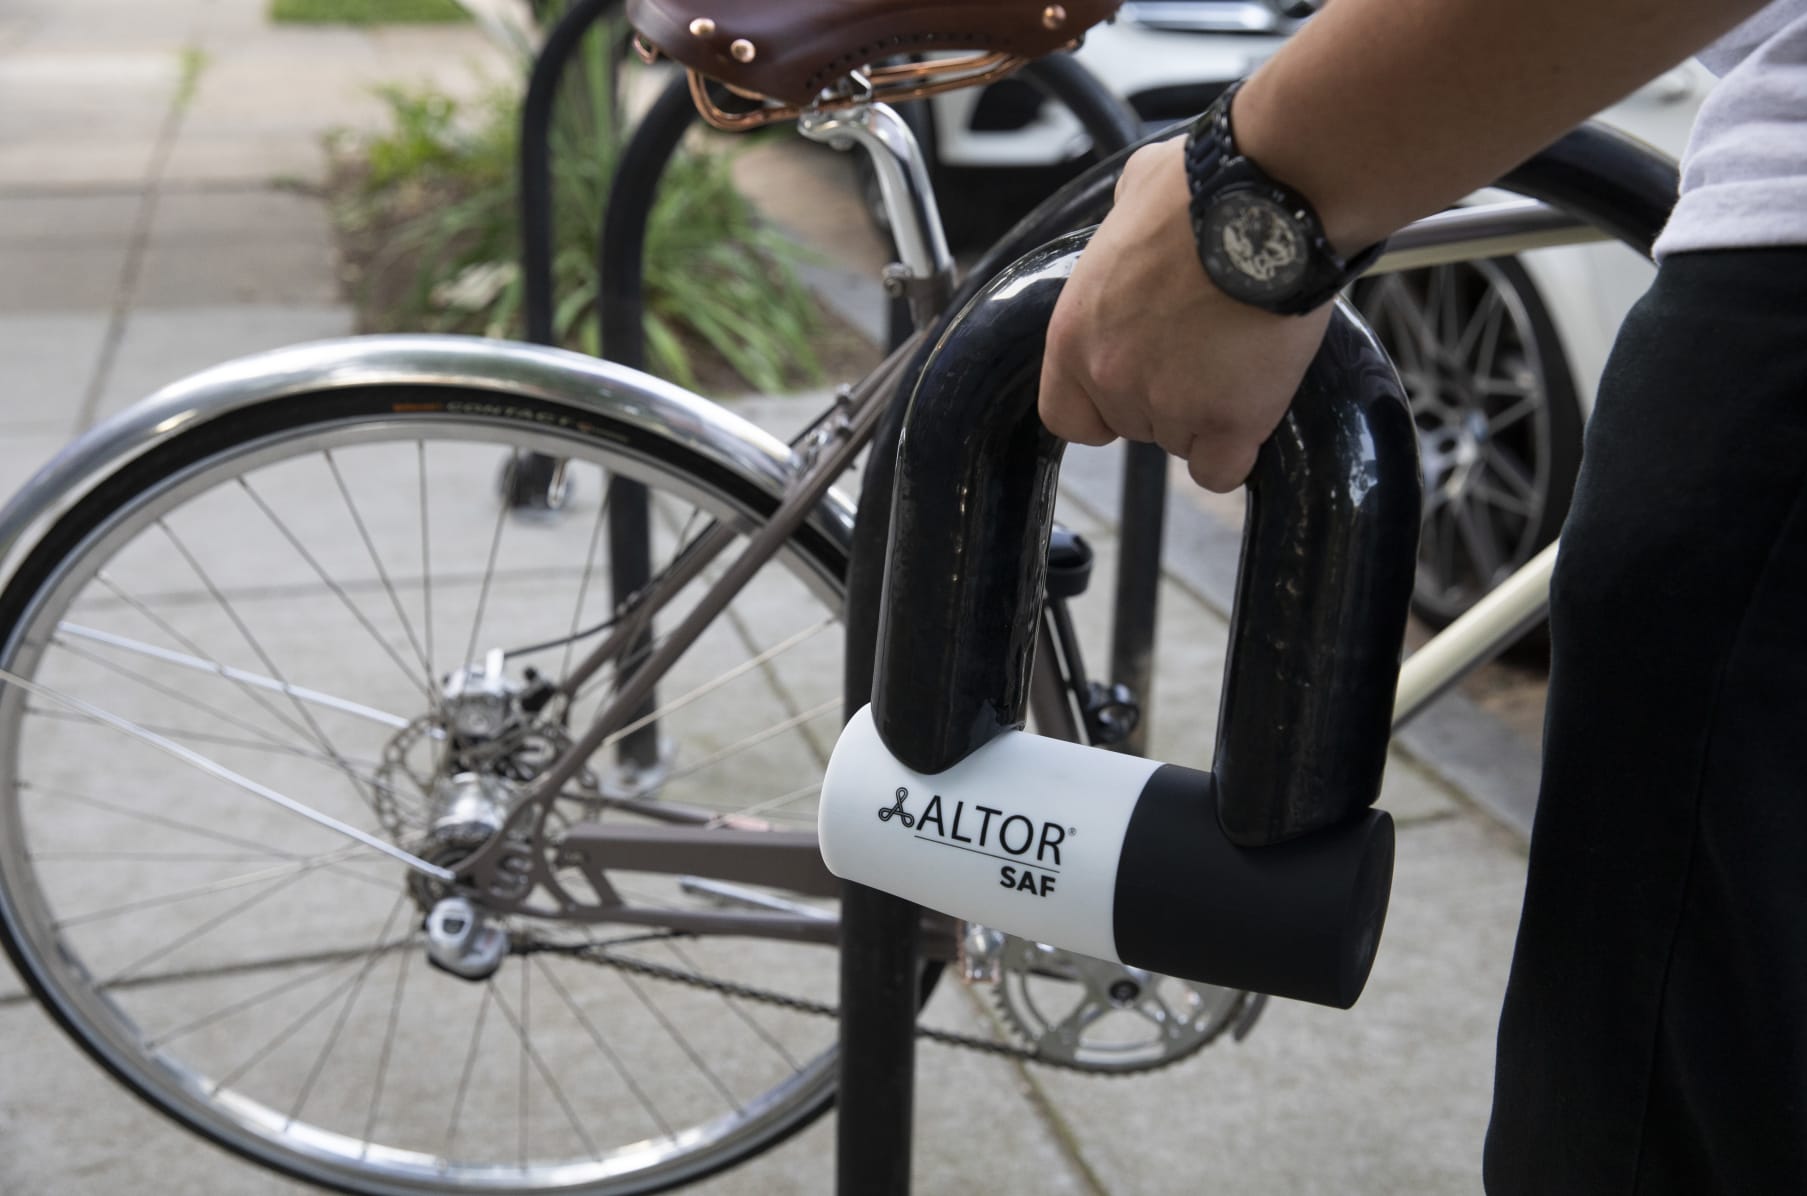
[1183,80,1384,315]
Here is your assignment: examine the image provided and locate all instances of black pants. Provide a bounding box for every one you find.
[1484,249,1807,1193]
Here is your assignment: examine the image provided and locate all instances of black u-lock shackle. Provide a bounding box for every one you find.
[834,230,1421,1009]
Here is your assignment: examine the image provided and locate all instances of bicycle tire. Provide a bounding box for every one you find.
[0,382,863,1195]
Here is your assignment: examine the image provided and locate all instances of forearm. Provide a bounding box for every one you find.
[1237,0,1769,254]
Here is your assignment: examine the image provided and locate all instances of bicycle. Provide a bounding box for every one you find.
[0,0,1679,1192]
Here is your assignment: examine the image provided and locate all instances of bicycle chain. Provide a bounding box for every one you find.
[520,938,1100,1071]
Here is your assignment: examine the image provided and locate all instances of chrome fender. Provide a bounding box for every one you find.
[0,334,856,579]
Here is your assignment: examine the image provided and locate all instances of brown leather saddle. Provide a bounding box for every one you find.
[628,0,1121,127]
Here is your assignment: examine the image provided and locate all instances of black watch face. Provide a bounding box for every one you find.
[1202,189,1310,304]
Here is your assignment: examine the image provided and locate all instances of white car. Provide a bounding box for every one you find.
[902,3,1711,622]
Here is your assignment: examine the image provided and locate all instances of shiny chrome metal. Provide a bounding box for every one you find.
[0,334,856,585]
[54,623,412,729]
[1371,199,1606,275]
[679,876,837,920]
[0,664,456,882]
[1394,540,1558,728]
[424,895,509,980]
[799,102,953,283]
[459,336,929,908]
[992,938,1252,1073]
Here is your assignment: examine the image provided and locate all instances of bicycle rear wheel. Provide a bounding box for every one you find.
[0,383,856,1194]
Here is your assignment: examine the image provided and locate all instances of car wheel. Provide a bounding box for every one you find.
[1353,256,1584,627]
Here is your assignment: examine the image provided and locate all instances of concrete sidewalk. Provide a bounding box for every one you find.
[0,3,1539,1193]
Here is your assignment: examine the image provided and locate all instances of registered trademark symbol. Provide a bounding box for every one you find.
[1067,827,1077,836]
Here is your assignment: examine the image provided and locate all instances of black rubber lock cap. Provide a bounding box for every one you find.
[1112,765,1395,1009]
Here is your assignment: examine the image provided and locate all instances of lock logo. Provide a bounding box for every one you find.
[875,786,1066,899]
[876,787,915,828]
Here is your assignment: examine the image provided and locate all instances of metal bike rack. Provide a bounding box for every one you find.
[514,12,1162,783]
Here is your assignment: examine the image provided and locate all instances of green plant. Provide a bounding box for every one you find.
[335,20,822,393]
[270,0,471,24]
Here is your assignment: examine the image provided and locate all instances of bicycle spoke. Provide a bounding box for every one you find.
[27,708,387,772]
[150,523,382,812]
[704,781,822,827]
[665,698,839,782]
[444,983,495,1160]
[664,939,800,1070]
[147,944,385,1050]
[19,780,371,864]
[586,617,836,747]
[239,473,436,706]
[361,944,413,1156]
[323,451,439,699]
[58,623,409,729]
[212,952,380,1098]
[419,440,437,691]
[460,449,518,673]
[518,956,530,1166]
[0,666,451,881]
[610,952,743,1115]
[560,480,615,683]
[103,864,320,990]
[58,853,348,931]
[84,577,356,749]
[287,895,410,1126]
[532,955,675,1139]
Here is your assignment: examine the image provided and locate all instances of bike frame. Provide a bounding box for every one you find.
[0,40,1683,1196]
[0,93,1677,994]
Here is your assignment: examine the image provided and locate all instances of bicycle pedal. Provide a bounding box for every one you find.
[819,706,1393,1010]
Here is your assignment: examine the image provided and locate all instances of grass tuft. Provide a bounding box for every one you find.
[270,0,471,26]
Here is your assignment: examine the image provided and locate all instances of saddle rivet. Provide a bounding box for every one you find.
[730,37,757,63]
[1042,4,1067,29]
[687,17,716,37]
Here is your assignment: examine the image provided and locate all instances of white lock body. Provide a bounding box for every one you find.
[819,705,1160,962]
[819,705,1397,1009]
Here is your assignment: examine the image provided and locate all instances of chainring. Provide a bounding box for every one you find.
[992,937,1261,1074]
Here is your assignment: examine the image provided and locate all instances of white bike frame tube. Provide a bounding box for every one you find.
[1393,539,1559,728]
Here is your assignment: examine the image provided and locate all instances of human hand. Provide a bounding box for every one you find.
[1037,137,1334,492]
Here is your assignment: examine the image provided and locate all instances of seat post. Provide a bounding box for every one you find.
[800,101,955,325]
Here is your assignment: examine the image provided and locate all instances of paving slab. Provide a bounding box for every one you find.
[0,137,163,191]
[0,313,111,421]
[0,47,176,188]
[1031,814,1527,1194]
[0,997,316,1195]
[93,304,354,427]
[0,243,132,316]
[0,193,141,249]
[6,0,212,48]
[135,238,340,307]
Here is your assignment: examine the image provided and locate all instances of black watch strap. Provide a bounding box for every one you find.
[1183,80,1385,315]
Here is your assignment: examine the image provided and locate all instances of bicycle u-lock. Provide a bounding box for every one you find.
[819,231,1422,1010]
